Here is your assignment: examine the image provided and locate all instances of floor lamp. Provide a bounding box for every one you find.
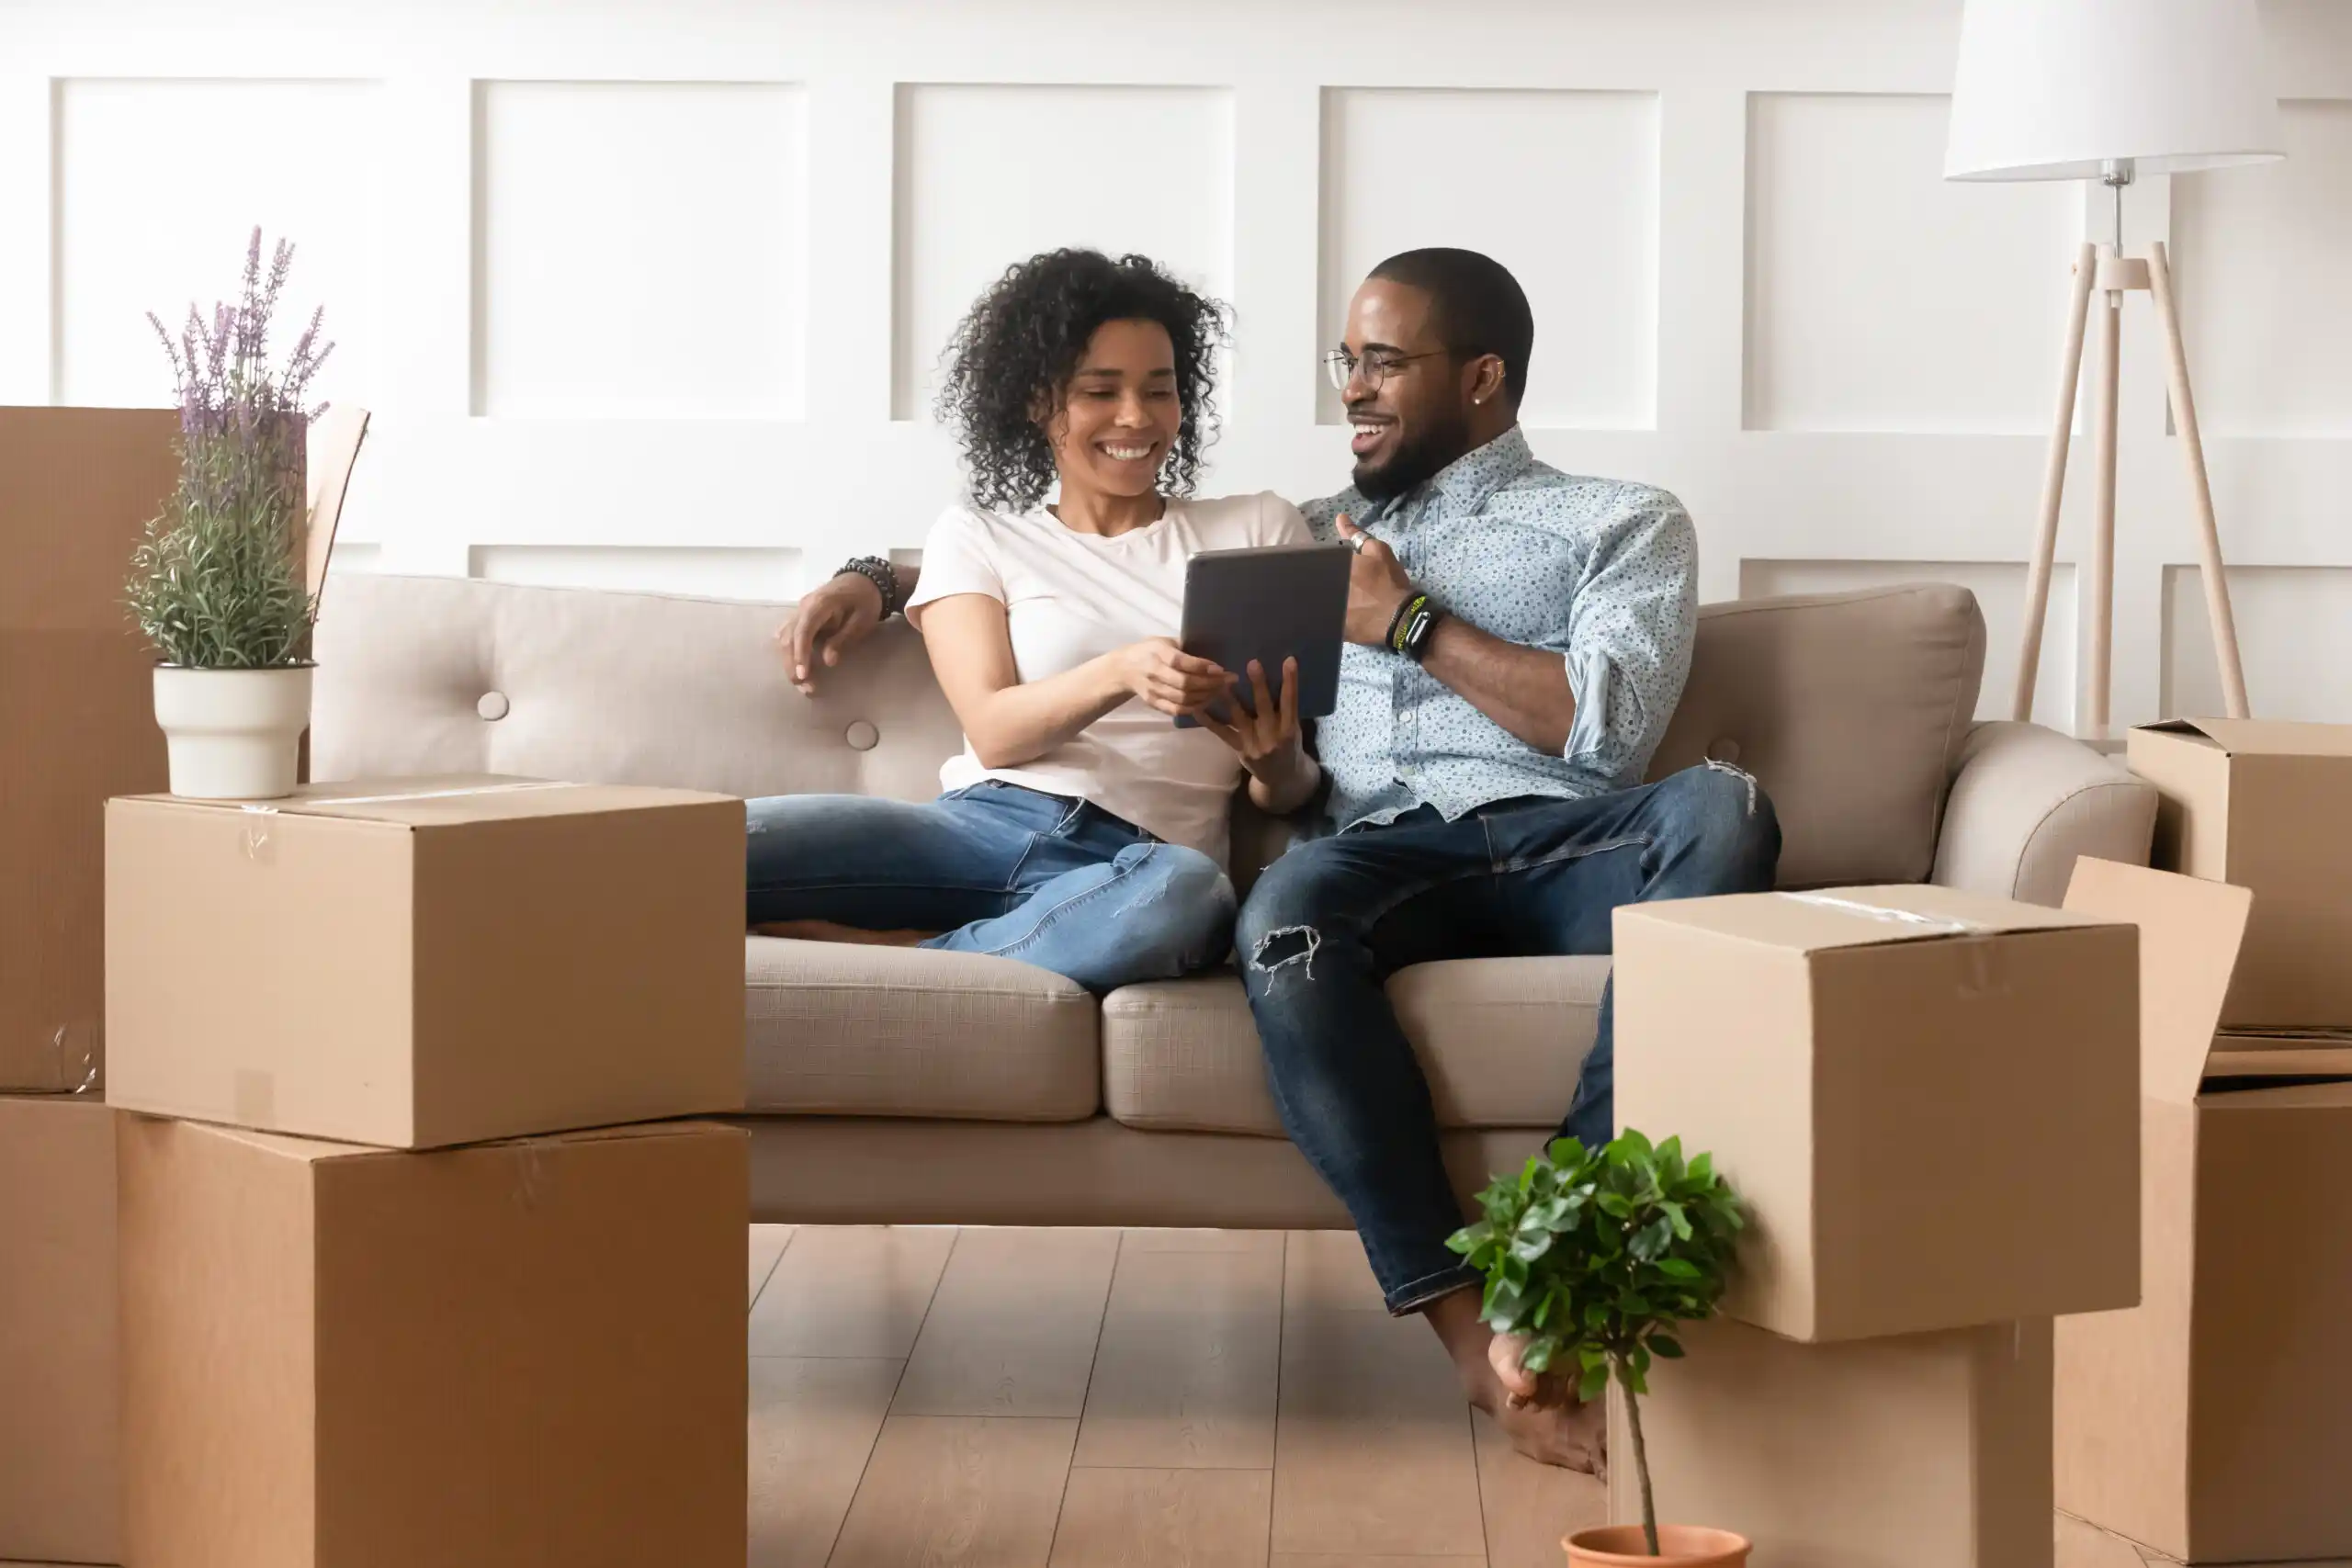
[1944,0,2284,737]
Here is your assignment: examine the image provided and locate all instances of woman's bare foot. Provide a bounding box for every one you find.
[751,919,933,947]
[1424,1289,1608,1475]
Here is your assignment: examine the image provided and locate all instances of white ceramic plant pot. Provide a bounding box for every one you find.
[152,664,314,801]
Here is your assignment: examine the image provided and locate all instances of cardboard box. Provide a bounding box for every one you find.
[1614,884,2139,1342]
[2130,718,2352,1031]
[106,775,745,1148]
[1609,1315,2052,1568]
[119,1114,749,1568]
[0,1094,120,1565]
[0,408,180,1091]
[2056,858,2352,1563]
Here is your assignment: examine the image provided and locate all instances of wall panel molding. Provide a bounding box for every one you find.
[13,0,2352,730]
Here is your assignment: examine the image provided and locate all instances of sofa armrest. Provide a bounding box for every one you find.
[1931,721,2156,907]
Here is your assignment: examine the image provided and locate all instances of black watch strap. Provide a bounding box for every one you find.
[1389,592,1442,662]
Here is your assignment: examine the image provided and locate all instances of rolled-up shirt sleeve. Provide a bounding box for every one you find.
[1559,494,1697,783]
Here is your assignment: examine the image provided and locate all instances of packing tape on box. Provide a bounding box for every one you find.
[31,1021,101,1095]
[295,781,581,808]
[512,1136,551,1212]
[235,781,582,862]
[239,805,277,863]
[1781,892,2009,998]
[1781,892,1993,937]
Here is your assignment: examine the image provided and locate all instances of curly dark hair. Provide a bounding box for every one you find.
[935,249,1228,512]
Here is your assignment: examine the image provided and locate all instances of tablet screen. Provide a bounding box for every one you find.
[1174,542,1352,728]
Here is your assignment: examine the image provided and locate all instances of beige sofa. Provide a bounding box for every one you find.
[312,575,2155,1228]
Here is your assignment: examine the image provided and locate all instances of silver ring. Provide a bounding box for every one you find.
[1349,535,1366,554]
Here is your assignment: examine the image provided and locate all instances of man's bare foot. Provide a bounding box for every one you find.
[750,919,933,947]
[1424,1289,1608,1476]
[1487,1330,1608,1475]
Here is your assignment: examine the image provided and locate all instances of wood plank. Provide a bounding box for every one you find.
[1270,1556,1487,1566]
[746,1225,956,1359]
[1272,1308,1486,1558]
[892,1227,1120,1417]
[1047,1468,1273,1568]
[1281,1230,1387,1314]
[746,1356,901,1568]
[1473,1406,1607,1568]
[1120,1228,1285,1256]
[825,1415,1076,1568]
[1077,1247,1282,1469]
[748,1224,794,1307]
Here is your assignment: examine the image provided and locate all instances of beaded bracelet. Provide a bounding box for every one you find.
[836,557,903,618]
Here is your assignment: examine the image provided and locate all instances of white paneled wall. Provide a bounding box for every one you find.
[893,85,1234,421]
[1316,87,1659,430]
[1742,92,2079,434]
[472,81,809,420]
[6,0,2352,725]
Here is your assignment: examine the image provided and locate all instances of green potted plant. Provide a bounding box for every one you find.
[1449,1130,1748,1567]
[129,227,332,799]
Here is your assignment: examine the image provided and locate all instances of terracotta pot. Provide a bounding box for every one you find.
[1565,1524,1751,1566]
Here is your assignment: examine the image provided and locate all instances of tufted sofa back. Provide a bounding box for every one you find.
[311,576,1983,890]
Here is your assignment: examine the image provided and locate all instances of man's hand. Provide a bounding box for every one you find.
[1198,658,1321,815]
[1335,513,1415,647]
[776,572,887,695]
[1196,659,1299,770]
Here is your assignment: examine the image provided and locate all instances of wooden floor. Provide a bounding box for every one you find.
[743,1224,2340,1568]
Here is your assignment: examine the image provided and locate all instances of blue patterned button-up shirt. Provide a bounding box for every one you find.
[1301,426,1698,832]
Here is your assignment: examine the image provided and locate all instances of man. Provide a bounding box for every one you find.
[779,248,1780,1472]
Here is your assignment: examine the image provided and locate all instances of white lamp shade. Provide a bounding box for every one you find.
[1945,0,2285,181]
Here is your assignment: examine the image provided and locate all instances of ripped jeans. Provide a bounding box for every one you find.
[745,782,1237,995]
[1236,764,1781,1313]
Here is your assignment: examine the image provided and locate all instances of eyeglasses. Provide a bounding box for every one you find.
[1323,347,1452,392]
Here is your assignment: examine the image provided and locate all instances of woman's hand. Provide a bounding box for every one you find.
[1110,637,1230,716]
[776,572,886,695]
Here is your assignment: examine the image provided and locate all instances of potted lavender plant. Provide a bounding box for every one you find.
[129,228,333,799]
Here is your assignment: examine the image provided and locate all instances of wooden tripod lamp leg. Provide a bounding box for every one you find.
[2016,243,2098,722]
[2086,246,2125,740]
[2147,242,2251,718]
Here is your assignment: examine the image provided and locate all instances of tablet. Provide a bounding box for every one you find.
[1173,541,1352,728]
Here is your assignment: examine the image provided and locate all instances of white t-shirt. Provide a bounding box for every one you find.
[905,491,1311,867]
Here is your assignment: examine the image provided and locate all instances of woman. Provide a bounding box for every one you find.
[745,250,1321,994]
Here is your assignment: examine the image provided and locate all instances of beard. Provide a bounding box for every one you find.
[1351,407,1476,502]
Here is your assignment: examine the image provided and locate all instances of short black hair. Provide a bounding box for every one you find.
[935,249,1227,512]
[1367,247,1533,409]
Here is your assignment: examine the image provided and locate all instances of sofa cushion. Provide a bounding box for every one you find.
[313,573,963,805]
[1101,958,1608,1134]
[1653,583,1984,886]
[744,938,1098,1122]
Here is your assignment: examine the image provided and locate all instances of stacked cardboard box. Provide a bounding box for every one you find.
[0,407,178,1564]
[1609,884,2145,1568]
[1,406,178,1093]
[2052,724,2352,1564]
[105,774,754,1567]
[0,1096,121,1564]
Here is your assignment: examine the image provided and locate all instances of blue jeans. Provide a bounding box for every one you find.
[1237,763,1781,1313]
[744,782,1237,995]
